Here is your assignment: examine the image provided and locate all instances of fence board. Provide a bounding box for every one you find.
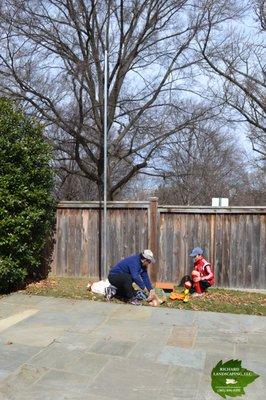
[221,216,231,287]
[259,215,266,288]
[252,215,261,288]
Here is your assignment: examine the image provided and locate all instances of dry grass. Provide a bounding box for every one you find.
[24,277,266,316]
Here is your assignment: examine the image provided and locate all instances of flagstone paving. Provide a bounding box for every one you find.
[0,293,265,400]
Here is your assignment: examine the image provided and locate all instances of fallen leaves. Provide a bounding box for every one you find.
[23,277,266,316]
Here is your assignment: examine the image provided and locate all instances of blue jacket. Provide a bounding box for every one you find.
[109,253,153,291]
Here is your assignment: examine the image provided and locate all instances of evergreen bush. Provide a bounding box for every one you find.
[0,98,55,293]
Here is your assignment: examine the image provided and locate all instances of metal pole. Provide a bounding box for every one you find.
[103,48,108,276]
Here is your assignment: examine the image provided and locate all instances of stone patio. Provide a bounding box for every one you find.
[0,293,265,400]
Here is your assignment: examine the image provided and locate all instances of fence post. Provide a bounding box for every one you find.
[148,197,158,284]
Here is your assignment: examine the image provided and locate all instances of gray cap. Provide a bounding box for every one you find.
[189,247,204,257]
[142,249,155,263]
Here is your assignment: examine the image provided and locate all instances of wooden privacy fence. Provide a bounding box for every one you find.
[51,198,266,289]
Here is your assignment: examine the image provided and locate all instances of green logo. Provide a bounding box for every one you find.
[211,359,259,398]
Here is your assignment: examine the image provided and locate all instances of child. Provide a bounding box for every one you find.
[189,247,214,296]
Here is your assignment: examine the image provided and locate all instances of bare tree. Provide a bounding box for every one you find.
[231,162,266,205]
[154,121,249,205]
[195,2,266,159]
[53,160,98,200]
[254,0,266,30]
[0,0,243,199]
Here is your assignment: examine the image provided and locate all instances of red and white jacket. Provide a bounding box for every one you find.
[194,257,215,285]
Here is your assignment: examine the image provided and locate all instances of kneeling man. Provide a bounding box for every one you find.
[108,250,155,305]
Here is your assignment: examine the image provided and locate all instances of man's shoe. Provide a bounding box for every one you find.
[128,298,141,306]
[105,285,117,301]
[135,290,148,301]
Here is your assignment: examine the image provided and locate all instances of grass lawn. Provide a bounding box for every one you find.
[23,277,266,316]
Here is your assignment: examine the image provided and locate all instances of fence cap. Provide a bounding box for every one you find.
[56,201,266,214]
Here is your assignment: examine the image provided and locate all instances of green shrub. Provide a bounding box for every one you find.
[0,257,27,293]
[0,98,55,293]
